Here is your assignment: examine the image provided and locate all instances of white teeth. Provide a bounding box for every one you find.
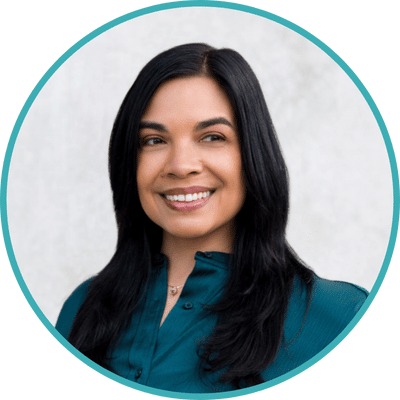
[165,191,211,202]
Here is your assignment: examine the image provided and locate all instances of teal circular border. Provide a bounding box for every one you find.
[1,1,399,398]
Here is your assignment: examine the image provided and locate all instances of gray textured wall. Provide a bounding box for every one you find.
[7,7,393,325]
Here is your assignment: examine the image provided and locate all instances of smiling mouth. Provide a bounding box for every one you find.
[160,190,214,211]
[164,190,212,202]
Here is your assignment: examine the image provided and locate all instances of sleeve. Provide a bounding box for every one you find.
[55,278,94,339]
[288,274,369,356]
[261,274,369,382]
[310,276,369,330]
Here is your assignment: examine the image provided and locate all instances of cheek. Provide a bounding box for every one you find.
[229,156,246,208]
[136,167,158,226]
[136,154,156,203]
[224,152,244,190]
[214,151,246,204]
[233,173,246,211]
[136,160,145,200]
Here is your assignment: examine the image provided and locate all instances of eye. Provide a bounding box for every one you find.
[201,134,226,142]
[141,137,165,147]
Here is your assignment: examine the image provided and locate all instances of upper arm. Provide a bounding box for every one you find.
[55,278,94,339]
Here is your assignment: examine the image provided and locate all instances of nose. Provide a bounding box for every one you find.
[162,142,203,178]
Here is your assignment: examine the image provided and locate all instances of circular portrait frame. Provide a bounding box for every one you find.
[1,1,399,399]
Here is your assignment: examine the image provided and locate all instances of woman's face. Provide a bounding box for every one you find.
[137,76,246,246]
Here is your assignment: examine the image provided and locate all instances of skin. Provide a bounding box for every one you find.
[136,76,246,324]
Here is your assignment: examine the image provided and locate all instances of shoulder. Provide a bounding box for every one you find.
[311,272,368,314]
[308,272,368,328]
[285,272,368,348]
[55,277,94,339]
[262,273,368,381]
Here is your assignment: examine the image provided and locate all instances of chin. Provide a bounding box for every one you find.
[164,227,212,240]
[160,218,217,239]
[161,217,235,244]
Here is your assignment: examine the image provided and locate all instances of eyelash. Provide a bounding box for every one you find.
[140,133,226,147]
[201,134,225,142]
[142,137,165,146]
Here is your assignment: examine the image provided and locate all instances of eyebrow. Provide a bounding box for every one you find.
[138,121,168,132]
[138,117,234,133]
[194,117,234,130]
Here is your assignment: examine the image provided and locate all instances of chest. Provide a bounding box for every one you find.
[108,258,231,392]
[109,284,224,391]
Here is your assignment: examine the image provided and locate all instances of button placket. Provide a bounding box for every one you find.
[125,264,166,384]
[183,302,193,310]
[135,368,142,379]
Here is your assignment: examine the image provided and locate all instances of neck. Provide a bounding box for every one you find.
[161,226,234,285]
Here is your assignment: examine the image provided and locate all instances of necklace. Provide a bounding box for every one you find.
[168,284,184,296]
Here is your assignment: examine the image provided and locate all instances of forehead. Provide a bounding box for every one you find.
[141,76,235,123]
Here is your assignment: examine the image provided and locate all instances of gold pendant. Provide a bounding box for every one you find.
[169,287,177,295]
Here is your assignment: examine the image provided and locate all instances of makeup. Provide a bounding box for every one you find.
[162,190,213,212]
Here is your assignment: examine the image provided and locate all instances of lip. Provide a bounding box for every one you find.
[160,189,214,212]
[162,186,213,196]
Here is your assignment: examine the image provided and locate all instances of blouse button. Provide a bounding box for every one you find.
[203,252,213,258]
[135,368,142,379]
[183,302,193,310]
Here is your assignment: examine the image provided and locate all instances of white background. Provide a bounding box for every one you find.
[5,0,392,326]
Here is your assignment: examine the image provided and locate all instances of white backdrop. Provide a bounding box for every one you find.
[5,4,392,325]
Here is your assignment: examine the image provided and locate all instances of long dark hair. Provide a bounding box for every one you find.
[68,43,313,389]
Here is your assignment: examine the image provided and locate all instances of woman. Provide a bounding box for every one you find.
[56,43,368,393]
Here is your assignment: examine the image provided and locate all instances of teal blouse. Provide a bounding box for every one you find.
[56,251,368,393]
